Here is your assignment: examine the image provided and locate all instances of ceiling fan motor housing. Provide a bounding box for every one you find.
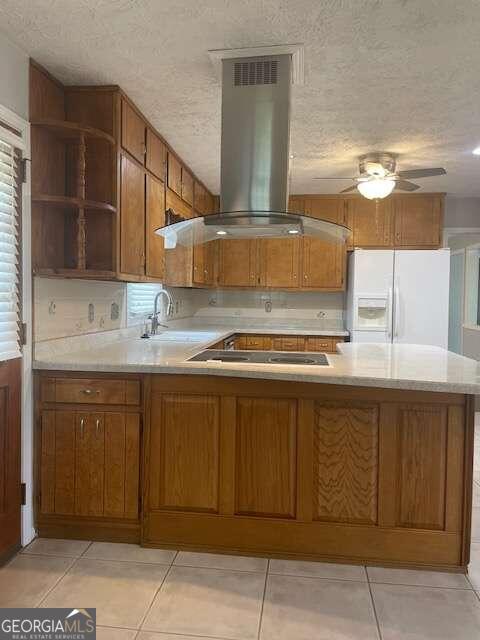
[359,152,396,177]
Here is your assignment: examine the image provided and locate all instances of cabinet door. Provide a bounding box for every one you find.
[120,155,145,276]
[149,394,220,513]
[304,197,346,224]
[301,238,345,290]
[348,198,393,247]
[146,129,166,180]
[194,181,206,214]
[121,99,145,164]
[40,410,76,516]
[394,196,443,247]
[193,241,217,286]
[259,238,300,288]
[305,337,334,352]
[146,175,165,279]
[218,239,258,287]
[167,153,182,197]
[288,196,305,214]
[204,190,215,215]
[181,168,194,205]
[75,412,105,516]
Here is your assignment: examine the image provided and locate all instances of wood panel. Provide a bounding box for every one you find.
[150,394,220,513]
[394,195,443,247]
[348,198,394,247]
[146,175,165,279]
[104,412,140,519]
[75,412,105,516]
[218,239,257,287]
[181,168,194,205]
[397,405,448,530]
[304,196,346,224]
[259,238,300,288]
[121,99,145,164]
[29,62,65,120]
[120,155,145,276]
[146,129,166,180]
[167,153,182,197]
[53,378,139,405]
[235,397,297,518]
[301,238,345,290]
[313,403,379,525]
[52,410,76,515]
[194,181,206,214]
[0,359,21,558]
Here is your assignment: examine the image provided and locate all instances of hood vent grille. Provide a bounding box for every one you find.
[233,60,278,86]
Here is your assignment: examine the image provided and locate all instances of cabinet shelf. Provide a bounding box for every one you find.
[32,194,116,213]
[34,267,117,280]
[31,119,115,144]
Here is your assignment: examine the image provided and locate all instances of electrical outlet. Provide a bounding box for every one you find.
[110,302,119,321]
[48,301,56,315]
[88,303,94,323]
[317,310,326,318]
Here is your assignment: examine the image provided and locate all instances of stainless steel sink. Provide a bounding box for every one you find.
[188,350,329,366]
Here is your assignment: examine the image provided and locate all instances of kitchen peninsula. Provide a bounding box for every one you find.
[34,329,479,572]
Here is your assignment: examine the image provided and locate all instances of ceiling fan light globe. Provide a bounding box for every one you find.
[357,178,395,200]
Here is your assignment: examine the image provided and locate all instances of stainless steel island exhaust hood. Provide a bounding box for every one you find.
[156,53,349,248]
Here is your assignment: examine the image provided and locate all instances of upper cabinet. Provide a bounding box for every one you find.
[347,198,394,248]
[393,195,443,247]
[146,129,166,181]
[167,153,182,197]
[304,196,347,225]
[121,100,146,164]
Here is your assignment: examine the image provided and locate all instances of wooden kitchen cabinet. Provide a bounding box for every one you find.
[301,237,345,290]
[231,334,344,353]
[121,99,145,164]
[146,128,166,181]
[40,409,140,520]
[120,155,145,276]
[259,238,301,288]
[146,175,166,279]
[181,168,194,206]
[304,196,347,224]
[393,195,443,247]
[193,241,218,287]
[218,239,258,287]
[347,198,394,248]
[167,153,182,197]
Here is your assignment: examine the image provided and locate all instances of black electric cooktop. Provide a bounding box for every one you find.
[187,350,330,366]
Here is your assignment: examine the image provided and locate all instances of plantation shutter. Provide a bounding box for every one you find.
[0,137,21,360]
[127,283,162,321]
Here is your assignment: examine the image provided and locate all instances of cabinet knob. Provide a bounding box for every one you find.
[96,418,101,436]
[81,388,99,396]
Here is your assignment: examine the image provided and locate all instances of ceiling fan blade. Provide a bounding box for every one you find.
[397,168,446,179]
[394,180,421,191]
[313,177,357,180]
[340,185,358,193]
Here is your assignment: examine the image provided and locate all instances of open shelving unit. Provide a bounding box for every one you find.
[30,64,118,279]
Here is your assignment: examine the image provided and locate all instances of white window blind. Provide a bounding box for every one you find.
[127,283,162,324]
[0,137,21,360]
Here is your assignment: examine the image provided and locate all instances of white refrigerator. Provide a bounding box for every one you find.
[346,249,450,347]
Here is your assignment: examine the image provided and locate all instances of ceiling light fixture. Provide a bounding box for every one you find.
[357,178,396,200]
[473,147,480,156]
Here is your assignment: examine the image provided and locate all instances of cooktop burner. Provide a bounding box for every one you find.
[188,350,330,366]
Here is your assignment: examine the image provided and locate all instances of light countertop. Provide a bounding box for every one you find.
[33,327,480,394]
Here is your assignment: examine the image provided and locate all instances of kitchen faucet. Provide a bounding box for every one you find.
[149,290,174,335]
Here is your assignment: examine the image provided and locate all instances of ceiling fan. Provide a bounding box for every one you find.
[313,153,447,200]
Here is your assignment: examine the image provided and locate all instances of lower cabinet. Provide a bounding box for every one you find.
[40,410,140,520]
[143,375,472,570]
[36,374,142,542]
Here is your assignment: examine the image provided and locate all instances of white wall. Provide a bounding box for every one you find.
[0,32,28,120]
[445,197,480,229]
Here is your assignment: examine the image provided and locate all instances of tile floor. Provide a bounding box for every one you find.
[0,419,479,639]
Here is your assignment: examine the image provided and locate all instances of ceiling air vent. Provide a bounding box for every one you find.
[233,60,278,86]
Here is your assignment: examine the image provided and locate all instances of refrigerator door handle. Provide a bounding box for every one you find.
[387,286,393,339]
[394,287,400,338]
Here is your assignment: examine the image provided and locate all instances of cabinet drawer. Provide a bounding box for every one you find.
[305,337,333,352]
[246,336,265,350]
[272,337,305,351]
[43,378,140,405]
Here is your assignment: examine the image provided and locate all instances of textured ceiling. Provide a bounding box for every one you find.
[2,0,480,196]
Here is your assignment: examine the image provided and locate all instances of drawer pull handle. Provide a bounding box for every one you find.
[80,418,85,438]
[96,418,100,436]
[82,388,100,396]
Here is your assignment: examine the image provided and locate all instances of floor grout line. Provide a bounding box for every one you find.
[137,557,176,633]
[34,556,79,608]
[256,559,270,640]
[366,575,383,640]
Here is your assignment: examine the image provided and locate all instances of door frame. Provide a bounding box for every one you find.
[0,103,34,546]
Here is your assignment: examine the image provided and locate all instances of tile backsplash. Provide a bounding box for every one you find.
[34,277,345,342]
